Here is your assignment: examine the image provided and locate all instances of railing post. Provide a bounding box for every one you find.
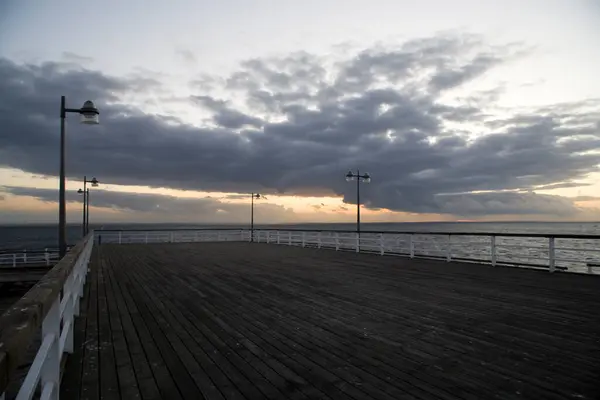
[491,236,497,266]
[549,237,555,273]
[356,233,360,253]
[118,231,122,244]
[12,254,16,267]
[335,232,340,251]
[409,235,414,258]
[63,274,75,354]
[446,235,452,262]
[302,232,306,247]
[318,232,322,249]
[74,259,83,316]
[145,232,149,244]
[23,250,27,264]
[379,233,384,255]
[45,249,50,266]
[41,297,60,400]
[277,231,280,244]
[169,232,174,243]
[288,231,292,245]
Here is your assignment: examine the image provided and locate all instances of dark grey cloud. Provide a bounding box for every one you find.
[192,95,263,129]
[429,54,502,91]
[433,192,581,217]
[1,33,599,218]
[2,186,294,223]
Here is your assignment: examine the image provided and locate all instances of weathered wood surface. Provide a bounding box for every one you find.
[61,242,600,399]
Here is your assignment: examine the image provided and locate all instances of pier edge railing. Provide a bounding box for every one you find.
[0,233,93,400]
[95,228,600,274]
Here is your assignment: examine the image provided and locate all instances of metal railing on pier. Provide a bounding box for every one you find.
[0,248,62,267]
[96,228,600,274]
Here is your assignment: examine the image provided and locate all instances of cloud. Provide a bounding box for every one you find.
[175,49,197,66]
[573,196,600,202]
[191,95,263,128]
[1,32,599,219]
[61,52,94,64]
[223,194,251,200]
[1,186,295,223]
[535,182,591,190]
[434,192,582,216]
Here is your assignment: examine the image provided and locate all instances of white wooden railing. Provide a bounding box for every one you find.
[0,249,61,267]
[96,228,600,274]
[0,234,93,400]
[97,229,249,244]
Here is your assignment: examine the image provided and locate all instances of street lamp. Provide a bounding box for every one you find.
[77,188,86,237]
[58,96,100,258]
[81,177,99,235]
[345,169,371,236]
[250,193,262,242]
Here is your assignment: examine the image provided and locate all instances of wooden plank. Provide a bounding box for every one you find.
[59,259,91,399]
[104,251,161,400]
[112,246,279,400]
[97,253,120,399]
[101,254,142,400]
[59,242,600,400]
[121,276,207,399]
[79,248,100,400]
[108,246,323,400]
[111,263,184,400]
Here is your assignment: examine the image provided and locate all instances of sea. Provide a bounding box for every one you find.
[1,221,600,251]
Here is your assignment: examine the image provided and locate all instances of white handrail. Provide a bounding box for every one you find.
[1,235,93,400]
[0,249,60,267]
[94,229,600,275]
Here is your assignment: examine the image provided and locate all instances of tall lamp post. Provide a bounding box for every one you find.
[77,188,86,237]
[345,169,371,236]
[77,177,99,236]
[59,96,99,258]
[250,193,262,242]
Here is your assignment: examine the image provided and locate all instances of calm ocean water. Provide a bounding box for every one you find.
[1,221,600,250]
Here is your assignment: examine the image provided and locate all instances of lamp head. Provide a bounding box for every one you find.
[80,100,99,124]
[363,172,371,183]
[345,170,354,182]
[90,177,99,187]
[77,189,84,194]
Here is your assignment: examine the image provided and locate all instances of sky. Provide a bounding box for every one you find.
[1,0,600,224]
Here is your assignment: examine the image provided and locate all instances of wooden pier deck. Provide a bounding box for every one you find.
[60,242,600,400]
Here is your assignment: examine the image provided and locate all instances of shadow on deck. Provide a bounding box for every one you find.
[61,242,600,400]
